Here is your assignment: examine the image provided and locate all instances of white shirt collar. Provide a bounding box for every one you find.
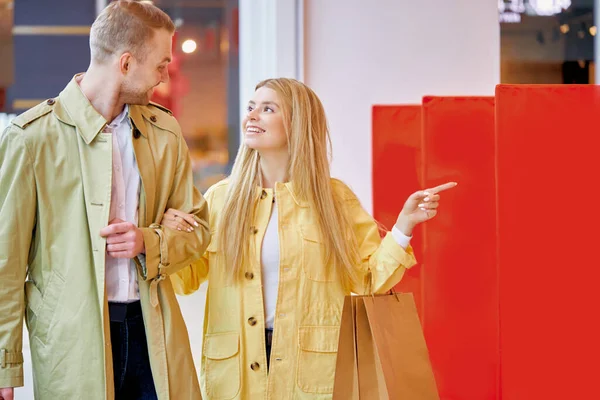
[108,105,129,128]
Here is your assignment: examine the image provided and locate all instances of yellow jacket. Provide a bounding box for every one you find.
[172,179,416,399]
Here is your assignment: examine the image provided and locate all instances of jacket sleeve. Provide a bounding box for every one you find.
[170,186,218,295]
[170,255,209,295]
[0,126,36,388]
[137,130,210,281]
[339,184,417,295]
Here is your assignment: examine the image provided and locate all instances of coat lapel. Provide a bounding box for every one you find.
[57,77,112,308]
[129,105,156,227]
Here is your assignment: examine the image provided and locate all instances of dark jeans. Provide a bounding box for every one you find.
[109,301,157,400]
[266,329,274,371]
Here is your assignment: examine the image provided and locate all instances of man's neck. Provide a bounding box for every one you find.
[78,66,126,123]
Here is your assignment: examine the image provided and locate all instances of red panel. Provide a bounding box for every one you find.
[421,96,499,400]
[496,85,600,400]
[372,105,424,314]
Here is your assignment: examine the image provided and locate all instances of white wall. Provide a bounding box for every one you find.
[304,0,500,212]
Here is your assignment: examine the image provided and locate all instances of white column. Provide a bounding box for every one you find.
[239,0,304,119]
[0,113,16,135]
[96,0,107,16]
[304,0,500,212]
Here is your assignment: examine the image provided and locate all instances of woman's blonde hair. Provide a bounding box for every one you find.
[216,78,361,289]
[90,0,175,63]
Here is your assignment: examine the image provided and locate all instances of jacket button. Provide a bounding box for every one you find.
[245,272,254,280]
[248,317,257,326]
[260,190,267,199]
[46,98,55,105]
[250,226,258,234]
[150,115,157,122]
[250,362,260,371]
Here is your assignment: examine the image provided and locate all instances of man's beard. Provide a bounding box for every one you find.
[121,84,153,106]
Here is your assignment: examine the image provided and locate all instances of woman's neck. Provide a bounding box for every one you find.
[258,150,289,188]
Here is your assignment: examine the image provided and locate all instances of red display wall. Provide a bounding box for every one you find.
[372,105,424,314]
[496,85,600,400]
[373,97,498,399]
[421,96,498,400]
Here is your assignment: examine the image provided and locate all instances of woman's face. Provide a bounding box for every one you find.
[242,87,288,152]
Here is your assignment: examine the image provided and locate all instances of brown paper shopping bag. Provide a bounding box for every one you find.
[333,292,439,399]
[333,296,360,400]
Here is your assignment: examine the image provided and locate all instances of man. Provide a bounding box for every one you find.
[0,1,209,399]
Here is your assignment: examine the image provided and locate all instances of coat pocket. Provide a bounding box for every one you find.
[300,225,336,282]
[203,332,241,400]
[297,326,340,394]
[24,271,65,344]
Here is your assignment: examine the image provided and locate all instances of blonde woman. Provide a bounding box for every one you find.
[164,78,456,399]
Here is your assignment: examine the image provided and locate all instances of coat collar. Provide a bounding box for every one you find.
[128,104,150,138]
[55,74,153,143]
[55,74,108,145]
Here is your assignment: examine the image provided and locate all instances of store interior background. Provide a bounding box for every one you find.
[1,0,598,398]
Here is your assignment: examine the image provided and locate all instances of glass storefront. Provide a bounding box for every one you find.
[0,0,239,192]
[500,0,596,83]
[155,0,239,192]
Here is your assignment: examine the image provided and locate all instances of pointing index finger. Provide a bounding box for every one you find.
[426,182,458,195]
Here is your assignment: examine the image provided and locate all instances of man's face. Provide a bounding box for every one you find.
[120,28,172,105]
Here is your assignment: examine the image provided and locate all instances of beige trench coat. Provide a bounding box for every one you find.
[0,75,210,399]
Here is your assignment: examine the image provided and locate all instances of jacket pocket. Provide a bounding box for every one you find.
[301,225,335,282]
[24,271,65,344]
[297,326,340,394]
[203,332,241,400]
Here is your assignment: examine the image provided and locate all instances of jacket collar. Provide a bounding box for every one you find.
[272,181,310,208]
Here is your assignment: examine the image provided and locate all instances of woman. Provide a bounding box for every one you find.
[164,78,456,399]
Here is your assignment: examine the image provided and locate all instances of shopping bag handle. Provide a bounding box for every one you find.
[365,272,402,302]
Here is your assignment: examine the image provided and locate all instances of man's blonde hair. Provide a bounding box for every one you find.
[90,0,175,63]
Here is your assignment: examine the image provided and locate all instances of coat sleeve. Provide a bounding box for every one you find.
[137,129,211,281]
[335,182,417,295]
[0,126,36,388]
